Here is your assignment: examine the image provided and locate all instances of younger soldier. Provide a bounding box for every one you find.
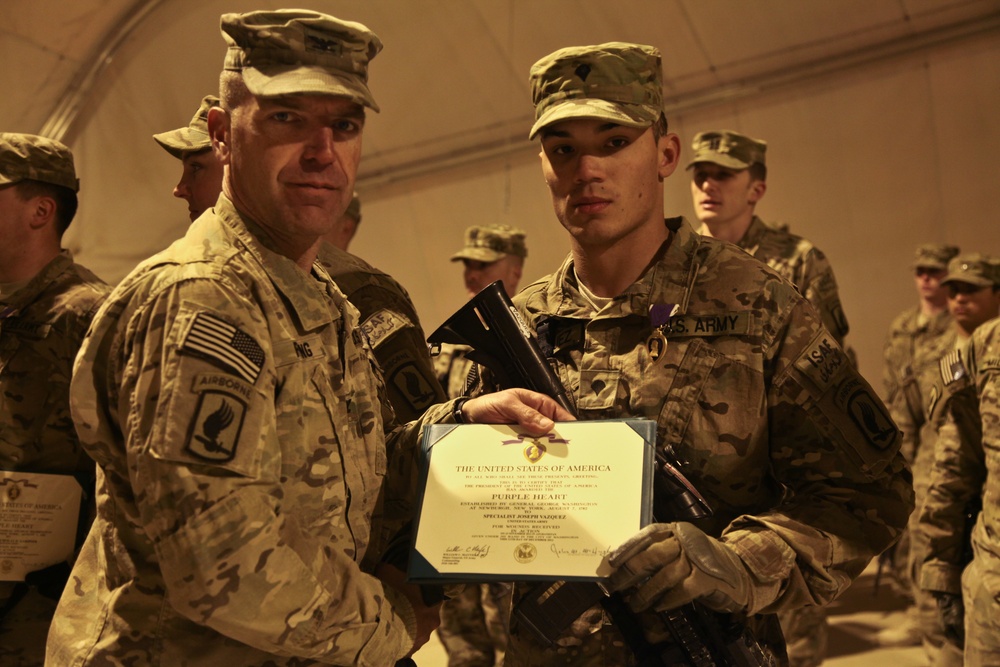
[0,133,109,666]
[468,41,913,666]
[689,130,849,347]
[153,94,224,222]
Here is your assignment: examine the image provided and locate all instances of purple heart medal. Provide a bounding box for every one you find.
[647,303,679,361]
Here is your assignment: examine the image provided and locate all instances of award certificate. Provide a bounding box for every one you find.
[409,419,654,582]
[0,471,82,581]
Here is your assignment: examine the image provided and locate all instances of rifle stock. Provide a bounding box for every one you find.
[428,281,775,667]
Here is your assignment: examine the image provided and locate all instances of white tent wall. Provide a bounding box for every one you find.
[4,0,1000,395]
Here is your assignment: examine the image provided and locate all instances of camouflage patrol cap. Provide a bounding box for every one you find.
[344,191,362,223]
[912,243,960,270]
[687,130,767,170]
[941,253,1000,288]
[528,42,663,140]
[450,225,528,263]
[0,132,79,192]
[221,9,382,111]
[152,95,220,159]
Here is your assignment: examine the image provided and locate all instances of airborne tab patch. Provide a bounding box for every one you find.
[180,312,265,384]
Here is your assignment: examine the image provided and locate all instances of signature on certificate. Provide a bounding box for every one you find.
[445,544,491,558]
[550,544,611,559]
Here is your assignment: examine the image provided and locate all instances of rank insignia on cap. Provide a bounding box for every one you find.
[186,391,246,462]
[181,312,265,384]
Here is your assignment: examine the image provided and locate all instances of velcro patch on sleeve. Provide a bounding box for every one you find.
[179,312,265,384]
[938,349,967,386]
[360,308,412,349]
[185,390,247,463]
[793,333,847,392]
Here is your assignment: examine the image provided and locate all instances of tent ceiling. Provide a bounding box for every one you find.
[4,0,1000,192]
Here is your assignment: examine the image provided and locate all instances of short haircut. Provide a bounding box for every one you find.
[651,113,669,140]
[15,179,78,235]
[219,71,252,112]
[748,162,767,182]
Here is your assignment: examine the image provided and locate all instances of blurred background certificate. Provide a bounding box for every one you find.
[0,471,83,581]
[409,420,654,583]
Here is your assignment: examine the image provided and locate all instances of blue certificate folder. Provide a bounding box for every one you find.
[407,418,655,584]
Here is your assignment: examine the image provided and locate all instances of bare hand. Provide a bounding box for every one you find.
[462,388,575,434]
[376,563,441,655]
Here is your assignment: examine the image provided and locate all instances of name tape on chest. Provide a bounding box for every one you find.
[180,312,265,384]
[661,312,751,338]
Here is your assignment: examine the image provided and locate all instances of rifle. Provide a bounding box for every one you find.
[428,281,775,667]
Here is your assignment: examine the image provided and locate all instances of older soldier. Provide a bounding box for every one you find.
[435,224,527,667]
[156,94,444,424]
[689,130,849,348]
[877,243,959,647]
[0,133,109,666]
[434,224,527,400]
[45,11,568,666]
[465,42,913,666]
[920,306,1000,666]
[326,190,362,251]
[153,94,224,222]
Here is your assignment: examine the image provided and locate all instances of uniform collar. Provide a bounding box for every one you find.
[0,251,75,316]
[216,195,339,332]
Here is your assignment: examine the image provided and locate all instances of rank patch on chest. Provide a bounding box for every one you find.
[185,390,247,462]
[180,312,265,384]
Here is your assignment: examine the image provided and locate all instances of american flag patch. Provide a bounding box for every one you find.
[181,312,265,384]
[939,349,966,386]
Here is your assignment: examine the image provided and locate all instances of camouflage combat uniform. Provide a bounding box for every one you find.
[0,252,108,666]
[699,215,849,665]
[920,317,1000,666]
[705,216,850,347]
[319,244,446,423]
[485,217,912,666]
[46,196,452,666]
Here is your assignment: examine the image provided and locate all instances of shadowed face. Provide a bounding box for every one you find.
[173,149,224,221]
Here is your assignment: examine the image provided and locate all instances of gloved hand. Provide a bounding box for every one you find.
[608,522,752,614]
[934,592,965,648]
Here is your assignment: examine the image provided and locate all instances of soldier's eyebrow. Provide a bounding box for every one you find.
[540,122,626,140]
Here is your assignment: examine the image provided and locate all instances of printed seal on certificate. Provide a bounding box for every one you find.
[408,419,654,583]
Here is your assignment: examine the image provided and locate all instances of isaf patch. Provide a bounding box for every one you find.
[180,312,265,384]
[185,390,246,462]
[361,309,412,350]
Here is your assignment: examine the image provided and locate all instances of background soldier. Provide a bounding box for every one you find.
[435,223,527,667]
[474,41,912,666]
[689,130,850,348]
[153,94,224,222]
[920,298,1000,666]
[878,243,960,647]
[325,191,362,251]
[0,133,109,666]
[434,224,527,399]
[45,11,567,665]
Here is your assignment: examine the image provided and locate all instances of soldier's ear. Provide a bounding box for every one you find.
[748,179,767,204]
[208,106,232,165]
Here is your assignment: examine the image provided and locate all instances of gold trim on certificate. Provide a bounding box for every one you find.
[410,420,654,582]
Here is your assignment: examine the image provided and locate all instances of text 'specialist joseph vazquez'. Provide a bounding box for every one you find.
[419,280,777,667]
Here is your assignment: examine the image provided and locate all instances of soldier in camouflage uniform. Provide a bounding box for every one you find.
[435,225,527,400]
[435,224,527,667]
[920,309,1000,666]
[467,41,913,666]
[156,93,445,424]
[0,133,109,666]
[45,11,569,666]
[153,94,224,222]
[325,190,362,251]
[876,243,959,647]
[689,130,849,348]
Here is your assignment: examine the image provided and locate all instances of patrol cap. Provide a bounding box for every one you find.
[941,253,1000,288]
[153,95,220,159]
[450,225,528,263]
[912,243,960,271]
[221,9,382,111]
[687,130,767,170]
[344,191,361,223]
[528,42,663,140]
[0,132,79,192]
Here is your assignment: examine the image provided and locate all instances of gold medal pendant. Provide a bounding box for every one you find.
[647,330,667,361]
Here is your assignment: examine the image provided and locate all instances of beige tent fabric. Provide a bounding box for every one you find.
[3,0,1000,389]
